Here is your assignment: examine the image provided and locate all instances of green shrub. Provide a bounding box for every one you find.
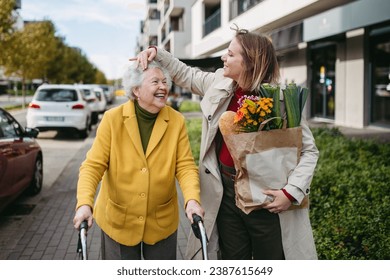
[310,127,390,259]
[180,100,201,112]
[185,118,202,165]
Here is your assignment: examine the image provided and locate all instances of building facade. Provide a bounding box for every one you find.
[138,0,390,129]
[137,0,195,58]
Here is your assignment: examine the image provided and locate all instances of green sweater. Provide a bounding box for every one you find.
[134,101,158,153]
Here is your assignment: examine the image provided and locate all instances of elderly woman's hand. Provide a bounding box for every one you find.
[129,47,157,70]
[73,205,93,230]
[185,199,205,223]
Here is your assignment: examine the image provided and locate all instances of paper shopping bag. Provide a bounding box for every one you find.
[219,111,308,214]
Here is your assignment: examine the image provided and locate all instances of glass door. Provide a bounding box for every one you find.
[310,43,336,119]
[370,26,390,126]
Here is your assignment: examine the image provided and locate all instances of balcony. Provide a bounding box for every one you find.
[230,0,265,19]
[204,8,221,37]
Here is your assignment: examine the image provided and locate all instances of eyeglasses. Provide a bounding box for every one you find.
[230,23,248,34]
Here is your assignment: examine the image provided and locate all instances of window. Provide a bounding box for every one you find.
[204,4,221,37]
[309,42,336,119]
[0,111,20,139]
[36,89,78,102]
[230,0,264,19]
[370,25,390,126]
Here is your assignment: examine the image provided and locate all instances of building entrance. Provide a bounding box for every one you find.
[309,43,336,120]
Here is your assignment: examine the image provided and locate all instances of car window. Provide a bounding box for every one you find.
[0,110,20,139]
[36,89,78,102]
[94,90,102,101]
[80,89,92,97]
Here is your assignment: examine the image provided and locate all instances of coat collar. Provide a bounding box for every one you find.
[122,100,169,159]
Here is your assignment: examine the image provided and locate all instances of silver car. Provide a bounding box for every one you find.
[26,84,92,138]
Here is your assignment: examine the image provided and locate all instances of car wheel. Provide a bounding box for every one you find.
[92,113,99,125]
[28,155,43,195]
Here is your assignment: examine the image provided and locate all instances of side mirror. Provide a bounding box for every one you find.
[25,127,40,138]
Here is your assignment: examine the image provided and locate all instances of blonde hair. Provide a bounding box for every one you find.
[233,27,280,92]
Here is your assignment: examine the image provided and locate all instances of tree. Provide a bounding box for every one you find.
[0,0,17,65]
[95,70,107,84]
[2,20,58,107]
[2,7,107,88]
[51,45,96,84]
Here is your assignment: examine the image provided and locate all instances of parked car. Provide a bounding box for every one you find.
[77,85,107,124]
[92,87,107,114]
[0,107,43,213]
[94,84,115,105]
[26,84,92,139]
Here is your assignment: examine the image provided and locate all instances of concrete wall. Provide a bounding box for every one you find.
[343,30,365,128]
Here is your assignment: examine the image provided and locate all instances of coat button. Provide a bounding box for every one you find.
[141,168,147,173]
[207,115,212,121]
[139,216,144,221]
[140,193,146,198]
[306,189,310,194]
[205,168,211,174]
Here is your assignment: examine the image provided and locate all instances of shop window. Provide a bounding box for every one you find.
[370,25,390,126]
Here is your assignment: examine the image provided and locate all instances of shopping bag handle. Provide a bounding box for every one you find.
[259,117,287,131]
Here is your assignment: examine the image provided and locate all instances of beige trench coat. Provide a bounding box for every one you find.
[156,48,319,260]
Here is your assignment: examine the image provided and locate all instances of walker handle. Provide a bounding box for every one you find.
[191,214,202,239]
[80,220,88,231]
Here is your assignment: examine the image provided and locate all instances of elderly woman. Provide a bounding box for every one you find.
[73,61,204,260]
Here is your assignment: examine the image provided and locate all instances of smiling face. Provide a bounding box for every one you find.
[221,37,245,86]
[133,67,169,113]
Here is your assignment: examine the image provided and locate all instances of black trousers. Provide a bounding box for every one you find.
[217,164,285,260]
[101,230,177,260]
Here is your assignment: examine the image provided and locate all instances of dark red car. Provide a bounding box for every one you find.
[0,107,43,213]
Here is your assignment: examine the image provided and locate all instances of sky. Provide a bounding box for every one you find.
[19,0,146,80]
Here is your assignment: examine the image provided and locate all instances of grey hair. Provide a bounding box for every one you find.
[122,61,172,100]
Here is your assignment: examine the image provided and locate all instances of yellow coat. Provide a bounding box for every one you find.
[76,100,200,246]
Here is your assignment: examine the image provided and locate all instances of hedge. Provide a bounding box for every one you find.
[310,128,390,259]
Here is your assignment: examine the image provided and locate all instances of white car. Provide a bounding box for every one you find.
[94,84,115,105]
[92,87,107,113]
[26,84,92,139]
[77,85,107,124]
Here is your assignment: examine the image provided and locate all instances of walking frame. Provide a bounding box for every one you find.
[77,220,88,260]
[191,214,208,260]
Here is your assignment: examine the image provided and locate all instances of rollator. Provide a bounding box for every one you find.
[77,220,88,260]
[191,214,208,260]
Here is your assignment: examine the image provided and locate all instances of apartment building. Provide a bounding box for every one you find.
[139,0,390,129]
[137,0,195,57]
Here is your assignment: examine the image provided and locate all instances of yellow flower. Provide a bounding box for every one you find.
[234,96,274,132]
